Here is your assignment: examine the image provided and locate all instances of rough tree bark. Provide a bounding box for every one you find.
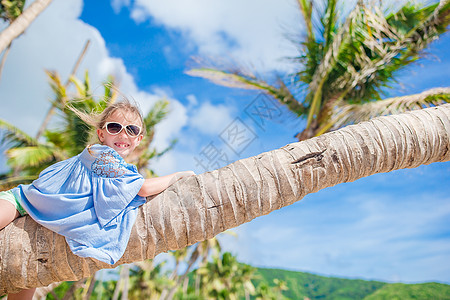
[1,104,449,294]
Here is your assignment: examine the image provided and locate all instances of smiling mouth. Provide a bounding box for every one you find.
[114,142,130,149]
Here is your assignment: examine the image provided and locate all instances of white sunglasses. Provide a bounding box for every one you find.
[103,122,142,137]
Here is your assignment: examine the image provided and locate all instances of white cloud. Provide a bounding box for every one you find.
[129,0,301,73]
[189,101,235,136]
[186,94,198,107]
[123,0,440,77]
[111,0,130,13]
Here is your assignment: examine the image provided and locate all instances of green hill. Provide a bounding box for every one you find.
[364,282,450,300]
[253,267,450,300]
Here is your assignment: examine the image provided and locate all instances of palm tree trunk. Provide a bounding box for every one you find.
[0,0,53,53]
[81,276,95,300]
[1,104,450,294]
[61,279,85,300]
[112,265,130,300]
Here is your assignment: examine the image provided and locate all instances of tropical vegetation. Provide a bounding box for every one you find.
[1,0,450,298]
[188,0,450,140]
[25,239,286,299]
[15,264,450,299]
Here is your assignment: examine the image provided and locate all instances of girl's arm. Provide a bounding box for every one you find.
[138,171,195,197]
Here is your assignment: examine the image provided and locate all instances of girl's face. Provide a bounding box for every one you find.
[97,110,144,158]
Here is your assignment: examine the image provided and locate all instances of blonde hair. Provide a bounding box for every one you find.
[69,97,146,143]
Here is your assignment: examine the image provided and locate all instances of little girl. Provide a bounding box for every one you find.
[0,100,194,300]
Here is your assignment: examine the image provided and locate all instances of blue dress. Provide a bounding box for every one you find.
[12,144,146,265]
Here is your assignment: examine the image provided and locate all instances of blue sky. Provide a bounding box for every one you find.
[0,0,449,284]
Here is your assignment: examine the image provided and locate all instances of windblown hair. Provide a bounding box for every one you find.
[68,97,146,143]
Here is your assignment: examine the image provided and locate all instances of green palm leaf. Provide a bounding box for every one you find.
[0,0,25,21]
[321,0,338,50]
[68,70,92,99]
[102,78,119,106]
[187,68,305,116]
[186,68,266,90]
[145,99,170,128]
[0,119,38,147]
[0,175,37,190]
[45,70,68,108]
[316,87,450,135]
[327,1,450,104]
[6,145,59,169]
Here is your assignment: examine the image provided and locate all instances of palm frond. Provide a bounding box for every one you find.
[321,0,338,50]
[187,68,305,116]
[302,0,450,108]
[102,77,119,106]
[0,119,38,147]
[62,76,102,155]
[154,139,177,159]
[145,99,170,128]
[276,79,307,116]
[186,68,264,90]
[63,108,95,156]
[83,70,91,98]
[43,130,69,151]
[306,3,359,94]
[69,75,88,98]
[333,1,450,103]
[0,0,25,22]
[302,3,360,127]
[45,70,67,108]
[6,146,59,169]
[329,6,400,100]
[402,1,449,40]
[297,0,315,44]
[0,175,37,191]
[317,87,450,135]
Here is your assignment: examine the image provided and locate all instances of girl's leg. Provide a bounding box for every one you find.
[6,288,36,300]
[0,200,35,299]
[0,199,20,230]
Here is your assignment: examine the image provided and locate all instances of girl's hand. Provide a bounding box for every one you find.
[175,171,196,181]
[139,171,196,197]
